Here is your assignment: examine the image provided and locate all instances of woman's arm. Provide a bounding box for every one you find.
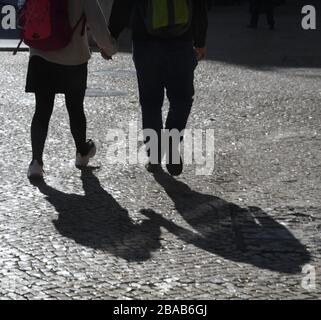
[84,0,118,56]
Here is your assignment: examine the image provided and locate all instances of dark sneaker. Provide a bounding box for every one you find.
[166,157,183,176]
[27,160,44,180]
[75,139,97,167]
[166,144,183,176]
[145,162,162,173]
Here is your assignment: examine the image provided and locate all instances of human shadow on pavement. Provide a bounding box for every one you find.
[31,168,161,262]
[141,170,311,274]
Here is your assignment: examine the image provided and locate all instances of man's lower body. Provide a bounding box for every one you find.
[133,41,198,176]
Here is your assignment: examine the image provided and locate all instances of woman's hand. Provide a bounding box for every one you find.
[100,48,113,60]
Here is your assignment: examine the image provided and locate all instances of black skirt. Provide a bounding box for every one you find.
[26,56,88,94]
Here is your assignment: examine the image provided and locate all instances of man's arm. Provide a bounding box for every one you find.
[192,0,208,49]
[109,0,135,39]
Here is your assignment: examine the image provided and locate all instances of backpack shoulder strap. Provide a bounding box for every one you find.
[13,39,24,56]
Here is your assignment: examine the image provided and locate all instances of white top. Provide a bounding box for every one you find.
[30,0,117,66]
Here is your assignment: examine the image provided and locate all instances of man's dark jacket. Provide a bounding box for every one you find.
[109,0,208,48]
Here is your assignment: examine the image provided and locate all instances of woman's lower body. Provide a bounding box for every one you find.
[26,56,95,178]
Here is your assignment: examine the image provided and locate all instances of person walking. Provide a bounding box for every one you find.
[109,0,208,176]
[24,0,117,179]
[248,0,275,30]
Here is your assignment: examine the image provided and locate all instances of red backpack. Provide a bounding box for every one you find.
[14,0,86,54]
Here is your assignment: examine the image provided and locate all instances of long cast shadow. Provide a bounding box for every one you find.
[141,170,311,273]
[32,168,161,262]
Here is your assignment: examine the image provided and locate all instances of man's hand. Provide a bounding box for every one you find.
[195,47,206,61]
[100,48,113,60]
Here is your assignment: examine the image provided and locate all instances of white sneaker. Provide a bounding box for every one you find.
[75,139,97,167]
[27,160,44,179]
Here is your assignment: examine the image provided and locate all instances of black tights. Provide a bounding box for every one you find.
[31,91,87,164]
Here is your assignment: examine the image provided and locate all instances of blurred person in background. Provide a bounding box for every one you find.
[248,0,275,30]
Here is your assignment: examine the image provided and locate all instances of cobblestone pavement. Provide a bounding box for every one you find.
[1,8,321,300]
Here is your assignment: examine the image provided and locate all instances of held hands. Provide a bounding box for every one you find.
[100,47,206,61]
[100,48,113,61]
[100,36,118,61]
[194,47,206,61]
